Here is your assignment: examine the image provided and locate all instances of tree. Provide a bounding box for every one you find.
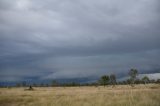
[40,83,44,87]
[156,79,160,83]
[16,83,21,87]
[52,80,58,87]
[45,84,49,87]
[128,68,138,87]
[110,74,116,87]
[150,79,156,83]
[135,79,141,84]
[99,75,110,87]
[142,76,150,84]
[33,83,37,87]
[22,81,27,87]
[126,79,132,85]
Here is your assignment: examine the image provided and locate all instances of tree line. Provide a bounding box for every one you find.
[12,68,160,88]
[98,68,160,87]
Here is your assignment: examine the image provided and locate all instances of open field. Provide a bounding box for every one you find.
[0,84,160,106]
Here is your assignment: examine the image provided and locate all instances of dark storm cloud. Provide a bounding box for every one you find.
[0,0,160,81]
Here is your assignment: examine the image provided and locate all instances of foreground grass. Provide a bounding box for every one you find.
[0,84,159,106]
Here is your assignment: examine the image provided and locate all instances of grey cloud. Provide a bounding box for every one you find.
[0,0,160,81]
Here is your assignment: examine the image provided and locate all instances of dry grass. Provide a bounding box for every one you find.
[0,84,160,106]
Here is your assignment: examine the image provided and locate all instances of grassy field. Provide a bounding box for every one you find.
[0,84,159,106]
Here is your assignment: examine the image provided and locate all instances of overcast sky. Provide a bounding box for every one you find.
[0,0,160,82]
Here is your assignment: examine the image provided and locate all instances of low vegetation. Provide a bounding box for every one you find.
[0,84,159,106]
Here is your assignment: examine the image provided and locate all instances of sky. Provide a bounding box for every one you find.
[0,0,160,82]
